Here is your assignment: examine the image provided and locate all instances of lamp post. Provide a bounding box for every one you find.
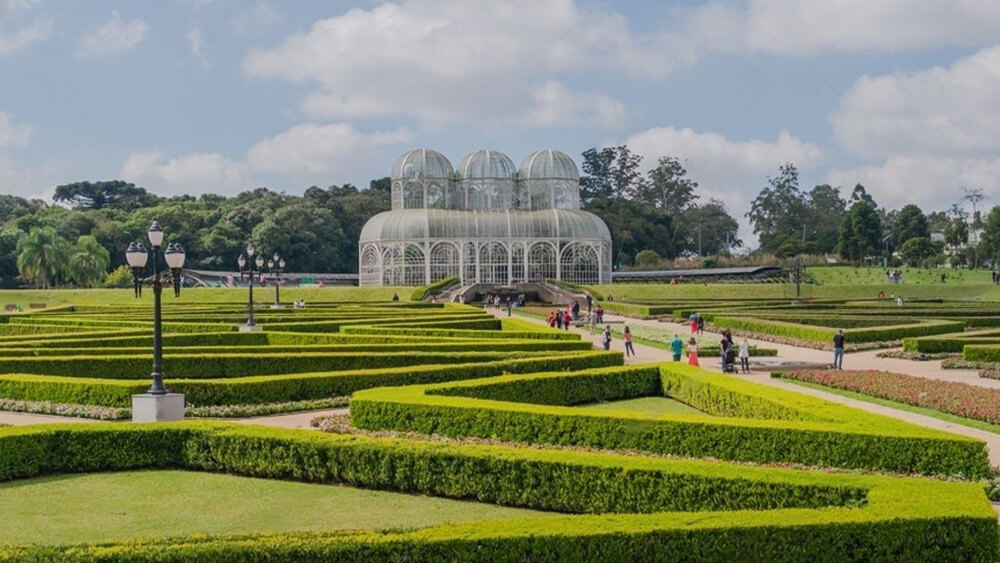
[125,221,187,422]
[238,242,265,331]
[268,253,286,309]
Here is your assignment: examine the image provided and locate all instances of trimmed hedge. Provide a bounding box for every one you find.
[341,326,581,340]
[962,344,1000,363]
[0,352,622,406]
[0,423,993,562]
[0,350,552,380]
[351,363,991,477]
[709,315,965,344]
[410,276,459,301]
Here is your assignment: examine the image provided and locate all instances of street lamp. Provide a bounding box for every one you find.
[238,242,265,331]
[268,252,286,309]
[125,221,186,422]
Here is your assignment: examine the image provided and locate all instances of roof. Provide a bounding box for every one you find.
[519,149,579,180]
[612,266,785,281]
[360,208,611,243]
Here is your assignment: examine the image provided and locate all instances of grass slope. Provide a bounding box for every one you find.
[0,470,548,545]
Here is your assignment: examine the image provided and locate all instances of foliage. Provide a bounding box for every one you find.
[899,237,938,264]
[579,145,643,203]
[978,204,1000,263]
[53,180,159,211]
[410,276,458,301]
[67,235,110,287]
[747,163,809,252]
[634,249,661,267]
[102,264,133,288]
[838,201,883,264]
[16,226,69,288]
[892,204,930,248]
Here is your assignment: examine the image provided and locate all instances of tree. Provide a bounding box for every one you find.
[579,145,643,203]
[891,204,929,248]
[68,235,110,287]
[53,180,159,211]
[746,163,808,252]
[848,183,876,207]
[676,199,741,256]
[637,156,699,217]
[838,201,882,265]
[584,197,673,265]
[634,249,661,268]
[805,184,846,253]
[979,205,1000,266]
[899,237,937,264]
[943,216,969,255]
[16,226,69,288]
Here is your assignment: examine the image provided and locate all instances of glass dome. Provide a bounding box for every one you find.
[360,209,611,243]
[391,149,454,180]
[456,149,516,210]
[456,149,516,179]
[519,149,579,180]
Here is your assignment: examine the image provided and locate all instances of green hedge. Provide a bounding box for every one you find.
[710,315,965,344]
[962,345,1000,363]
[0,352,622,407]
[0,424,993,561]
[351,363,990,478]
[341,326,580,340]
[410,276,459,301]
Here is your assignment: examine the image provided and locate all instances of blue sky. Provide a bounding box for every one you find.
[2,0,1000,245]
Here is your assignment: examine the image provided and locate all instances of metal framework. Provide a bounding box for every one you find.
[361,149,613,286]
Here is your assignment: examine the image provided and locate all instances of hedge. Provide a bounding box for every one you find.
[0,352,622,407]
[903,328,1000,353]
[961,344,1000,363]
[351,363,990,478]
[0,423,993,561]
[341,326,581,340]
[709,315,965,345]
[410,276,459,301]
[0,350,554,380]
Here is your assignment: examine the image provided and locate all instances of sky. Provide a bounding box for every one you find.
[2,0,1000,246]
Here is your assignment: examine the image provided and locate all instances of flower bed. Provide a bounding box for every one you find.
[775,369,1000,427]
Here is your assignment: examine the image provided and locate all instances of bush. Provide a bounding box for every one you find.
[102,265,133,288]
[0,423,994,562]
[351,363,990,478]
[410,277,458,301]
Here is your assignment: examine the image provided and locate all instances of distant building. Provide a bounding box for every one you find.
[358,149,613,286]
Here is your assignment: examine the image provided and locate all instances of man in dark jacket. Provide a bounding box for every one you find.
[833,330,845,370]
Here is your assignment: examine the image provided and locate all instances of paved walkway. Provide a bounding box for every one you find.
[230,407,348,429]
[0,411,100,426]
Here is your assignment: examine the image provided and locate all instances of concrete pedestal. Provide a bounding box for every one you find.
[239,324,263,332]
[269,304,286,309]
[132,393,185,423]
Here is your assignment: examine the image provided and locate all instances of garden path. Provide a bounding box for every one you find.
[230,407,348,429]
[0,411,99,426]
[499,309,1000,467]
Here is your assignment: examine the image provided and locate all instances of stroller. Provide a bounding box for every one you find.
[723,346,737,374]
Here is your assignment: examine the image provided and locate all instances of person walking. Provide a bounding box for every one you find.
[563,310,572,330]
[739,338,750,373]
[623,326,635,358]
[670,334,684,362]
[601,326,612,351]
[572,301,580,321]
[697,314,705,335]
[720,337,731,372]
[586,293,593,313]
[595,306,604,323]
[588,312,597,335]
[689,313,698,335]
[833,330,845,370]
[555,311,563,329]
[687,337,699,367]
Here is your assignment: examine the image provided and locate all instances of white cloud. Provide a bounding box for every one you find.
[681,0,1000,55]
[122,122,411,194]
[246,122,411,176]
[76,11,149,60]
[0,111,32,148]
[0,0,51,55]
[229,2,282,33]
[832,46,1000,158]
[825,154,1000,211]
[121,150,243,194]
[242,0,676,128]
[186,28,208,67]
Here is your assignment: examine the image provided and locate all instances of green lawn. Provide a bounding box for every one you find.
[0,470,550,546]
[576,396,703,416]
[0,286,409,308]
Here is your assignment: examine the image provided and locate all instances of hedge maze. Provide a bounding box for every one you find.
[0,298,996,560]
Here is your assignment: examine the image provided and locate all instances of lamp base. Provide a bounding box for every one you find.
[269,304,286,309]
[131,393,185,423]
[239,324,264,332]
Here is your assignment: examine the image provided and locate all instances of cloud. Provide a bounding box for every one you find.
[76,11,149,60]
[229,2,282,33]
[242,0,677,128]
[825,155,1000,212]
[681,0,1000,55]
[186,28,208,67]
[0,0,52,55]
[832,46,1000,158]
[0,111,32,148]
[121,150,243,195]
[122,122,411,194]
[246,122,411,176]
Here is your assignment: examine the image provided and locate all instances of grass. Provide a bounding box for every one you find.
[778,377,1000,436]
[0,287,410,308]
[0,470,550,546]
[576,396,704,416]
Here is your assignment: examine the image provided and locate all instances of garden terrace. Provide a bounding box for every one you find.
[0,423,993,561]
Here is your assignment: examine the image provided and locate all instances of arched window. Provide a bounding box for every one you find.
[403,182,424,209]
[478,242,508,284]
[528,242,556,282]
[511,242,525,283]
[462,242,477,284]
[426,182,445,209]
[403,244,426,285]
[529,182,551,209]
[359,245,380,286]
[381,246,403,286]
[560,243,599,284]
[391,181,404,209]
[430,242,460,282]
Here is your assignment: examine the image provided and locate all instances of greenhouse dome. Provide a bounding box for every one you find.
[360,148,612,287]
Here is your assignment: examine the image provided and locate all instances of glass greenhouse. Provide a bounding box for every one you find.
[359,148,613,286]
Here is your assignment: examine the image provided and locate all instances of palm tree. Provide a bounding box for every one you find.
[16,227,69,288]
[68,235,110,287]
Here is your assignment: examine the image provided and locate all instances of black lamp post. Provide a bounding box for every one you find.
[238,242,265,328]
[125,221,186,395]
[268,253,286,308]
